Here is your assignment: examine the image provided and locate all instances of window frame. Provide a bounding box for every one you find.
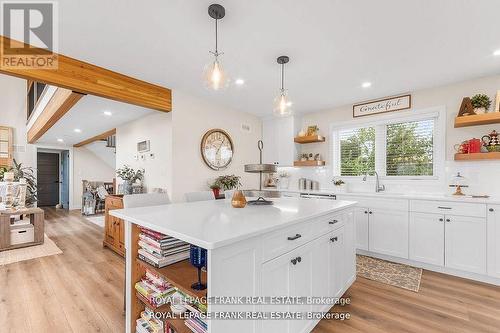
[331,107,445,181]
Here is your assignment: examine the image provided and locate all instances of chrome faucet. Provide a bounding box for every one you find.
[362,171,385,193]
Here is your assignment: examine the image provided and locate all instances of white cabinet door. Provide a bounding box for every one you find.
[276,117,296,166]
[353,207,369,251]
[290,242,314,333]
[262,119,279,165]
[329,227,345,298]
[445,215,487,274]
[369,209,409,259]
[409,212,445,266]
[487,205,500,278]
[343,211,356,286]
[312,234,331,312]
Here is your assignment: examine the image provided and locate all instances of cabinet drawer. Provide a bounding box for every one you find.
[410,200,486,218]
[262,213,343,262]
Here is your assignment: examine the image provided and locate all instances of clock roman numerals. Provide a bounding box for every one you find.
[201,129,234,170]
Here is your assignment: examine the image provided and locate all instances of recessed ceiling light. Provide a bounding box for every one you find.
[494,50,500,56]
[362,82,372,88]
[235,78,245,86]
[103,111,112,116]
[74,128,82,133]
[57,138,64,143]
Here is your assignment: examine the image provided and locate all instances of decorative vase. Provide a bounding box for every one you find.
[231,190,247,208]
[122,180,133,195]
[212,188,220,198]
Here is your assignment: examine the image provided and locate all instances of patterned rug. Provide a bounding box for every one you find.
[0,234,63,266]
[356,255,422,292]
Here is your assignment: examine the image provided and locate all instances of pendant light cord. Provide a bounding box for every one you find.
[281,63,285,92]
[215,19,218,55]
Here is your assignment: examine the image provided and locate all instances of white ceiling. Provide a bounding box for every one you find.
[37,95,153,145]
[52,0,500,116]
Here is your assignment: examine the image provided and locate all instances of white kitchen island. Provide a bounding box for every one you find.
[111,197,357,333]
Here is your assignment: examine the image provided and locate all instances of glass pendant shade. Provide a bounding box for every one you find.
[203,57,228,91]
[273,90,292,117]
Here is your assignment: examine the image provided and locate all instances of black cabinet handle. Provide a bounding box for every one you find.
[439,218,444,222]
[287,234,302,241]
[330,236,338,242]
[291,258,297,265]
[364,211,368,214]
[297,256,302,263]
[329,220,338,225]
[446,219,451,222]
[490,208,494,212]
[438,206,452,210]
[369,211,373,214]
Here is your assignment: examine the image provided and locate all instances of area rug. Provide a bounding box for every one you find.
[356,255,422,292]
[0,234,63,266]
[85,215,105,228]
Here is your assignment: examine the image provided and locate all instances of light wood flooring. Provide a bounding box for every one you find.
[0,208,499,333]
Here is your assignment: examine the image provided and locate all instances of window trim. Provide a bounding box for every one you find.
[331,106,445,181]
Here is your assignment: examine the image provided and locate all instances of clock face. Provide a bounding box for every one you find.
[201,129,234,170]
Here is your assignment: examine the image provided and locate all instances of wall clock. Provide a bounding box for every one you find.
[200,129,234,170]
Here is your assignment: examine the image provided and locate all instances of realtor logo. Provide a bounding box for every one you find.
[1,1,58,69]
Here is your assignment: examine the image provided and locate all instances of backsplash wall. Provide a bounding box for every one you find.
[279,74,500,197]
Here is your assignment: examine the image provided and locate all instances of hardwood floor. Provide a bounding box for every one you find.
[1,208,499,333]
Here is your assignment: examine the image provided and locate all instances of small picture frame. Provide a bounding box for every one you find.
[306,125,319,136]
[495,91,500,112]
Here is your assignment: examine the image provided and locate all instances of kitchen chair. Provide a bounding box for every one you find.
[184,191,215,202]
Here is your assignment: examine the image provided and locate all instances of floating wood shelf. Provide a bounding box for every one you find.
[294,160,326,167]
[136,293,191,333]
[294,135,326,144]
[454,152,500,161]
[137,259,207,300]
[454,112,500,128]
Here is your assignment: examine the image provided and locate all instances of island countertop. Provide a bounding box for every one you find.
[110,197,356,249]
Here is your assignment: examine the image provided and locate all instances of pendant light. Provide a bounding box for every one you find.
[274,55,292,116]
[203,4,228,91]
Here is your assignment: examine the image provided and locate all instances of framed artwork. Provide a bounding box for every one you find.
[353,94,412,118]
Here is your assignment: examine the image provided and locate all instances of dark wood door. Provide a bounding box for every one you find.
[37,152,60,207]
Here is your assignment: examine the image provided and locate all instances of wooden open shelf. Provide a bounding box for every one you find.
[137,259,207,300]
[454,152,500,161]
[136,293,192,333]
[294,160,326,167]
[454,112,500,128]
[294,135,326,144]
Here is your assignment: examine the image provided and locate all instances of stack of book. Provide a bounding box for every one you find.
[185,317,207,333]
[135,268,176,308]
[176,290,207,333]
[136,307,163,333]
[138,227,190,268]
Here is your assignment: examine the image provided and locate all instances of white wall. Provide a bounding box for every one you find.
[116,112,173,195]
[283,74,500,196]
[73,146,116,209]
[171,90,262,202]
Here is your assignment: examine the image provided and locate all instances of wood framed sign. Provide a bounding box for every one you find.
[353,94,412,118]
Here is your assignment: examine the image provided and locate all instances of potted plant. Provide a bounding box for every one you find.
[116,165,144,194]
[209,182,221,197]
[215,175,242,191]
[332,178,347,193]
[2,159,38,207]
[471,94,492,114]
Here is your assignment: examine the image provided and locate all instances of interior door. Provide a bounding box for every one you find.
[37,152,60,207]
[60,151,70,209]
[409,212,445,266]
[445,215,487,274]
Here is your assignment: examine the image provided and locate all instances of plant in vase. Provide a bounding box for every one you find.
[471,94,491,114]
[214,174,242,191]
[332,178,347,193]
[2,159,38,207]
[208,182,221,197]
[116,165,144,194]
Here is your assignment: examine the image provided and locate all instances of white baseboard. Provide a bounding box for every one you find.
[357,249,500,286]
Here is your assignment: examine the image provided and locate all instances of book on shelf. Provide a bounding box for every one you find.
[138,249,190,268]
[185,318,207,333]
[137,227,191,269]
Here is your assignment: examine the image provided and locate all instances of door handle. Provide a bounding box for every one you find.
[439,218,444,222]
[291,258,297,265]
[329,220,338,225]
[489,208,494,212]
[297,256,302,263]
[287,234,302,241]
[369,211,373,214]
[446,219,451,222]
[364,211,368,214]
[330,236,338,242]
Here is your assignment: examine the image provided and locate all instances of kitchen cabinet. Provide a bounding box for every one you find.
[409,212,445,266]
[445,215,486,274]
[487,205,500,278]
[369,208,409,259]
[353,207,369,251]
[103,195,125,257]
[343,210,356,285]
[262,117,297,166]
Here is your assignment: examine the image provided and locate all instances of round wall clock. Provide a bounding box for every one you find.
[200,129,234,170]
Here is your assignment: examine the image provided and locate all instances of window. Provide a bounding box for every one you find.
[339,127,375,176]
[333,110,442,179]
[386,119,434,176]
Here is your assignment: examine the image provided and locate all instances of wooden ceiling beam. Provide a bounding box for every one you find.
[74,128,116,148]
[27,87,85,143]
[0,36,172,112]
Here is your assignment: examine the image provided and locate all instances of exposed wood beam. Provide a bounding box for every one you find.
[27,88,85,143]
[0,36,172,112]
[74,128,116,148]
